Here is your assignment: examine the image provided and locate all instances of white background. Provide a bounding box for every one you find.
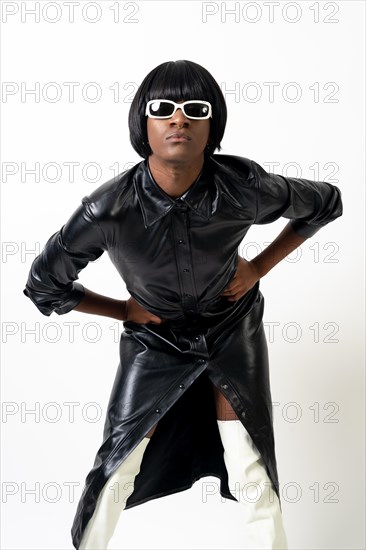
[1,1,365,549]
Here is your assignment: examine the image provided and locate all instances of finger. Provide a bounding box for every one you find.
[226,292,242,301]
[221,283,235,292]
[221,285,239,295]
[228,289,250,301]
[222,275,237,290]
[225,287,245,299]
[149,316,163,324]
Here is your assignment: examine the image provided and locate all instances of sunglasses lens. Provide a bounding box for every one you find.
[185,102,210,118]
[149,101,174,118]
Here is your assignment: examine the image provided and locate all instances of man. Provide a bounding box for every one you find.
[23,60,343,549]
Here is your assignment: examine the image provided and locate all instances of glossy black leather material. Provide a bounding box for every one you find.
[23,154,342,320]
[23,155,342,548]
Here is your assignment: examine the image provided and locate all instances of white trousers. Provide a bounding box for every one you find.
[217,419,288,549]
[79,422,288,549]
[79,436,151,549]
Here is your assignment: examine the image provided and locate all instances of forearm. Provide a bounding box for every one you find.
[250,221,308,277]
[72,287,127,321]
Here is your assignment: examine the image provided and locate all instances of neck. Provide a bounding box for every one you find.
[147,155,205,198]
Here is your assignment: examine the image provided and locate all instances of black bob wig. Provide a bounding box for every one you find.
[128,60,227,159]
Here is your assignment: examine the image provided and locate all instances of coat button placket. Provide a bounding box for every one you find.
[173,202,198,314]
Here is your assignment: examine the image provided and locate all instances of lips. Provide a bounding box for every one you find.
[166,131,192,141]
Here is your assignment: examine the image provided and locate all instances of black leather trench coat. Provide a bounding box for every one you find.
[23,154,342,548]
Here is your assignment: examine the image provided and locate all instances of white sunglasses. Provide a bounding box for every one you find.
[145,99,212,120]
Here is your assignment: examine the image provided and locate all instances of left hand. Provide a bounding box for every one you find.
[220,256,261,301]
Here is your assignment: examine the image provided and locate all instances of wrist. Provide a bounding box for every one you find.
[108,299,128,321]
[249,257,266,279]
[119,300,128,321]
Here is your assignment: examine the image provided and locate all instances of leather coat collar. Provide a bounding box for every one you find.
[133,158,219,228]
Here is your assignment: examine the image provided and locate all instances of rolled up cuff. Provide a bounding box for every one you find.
[23,282,86,317]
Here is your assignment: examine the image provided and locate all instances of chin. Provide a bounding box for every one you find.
[163,148,204,164]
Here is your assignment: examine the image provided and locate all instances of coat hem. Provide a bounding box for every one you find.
[124,470,237,510]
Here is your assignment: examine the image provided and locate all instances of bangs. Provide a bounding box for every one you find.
[145,61,214,103]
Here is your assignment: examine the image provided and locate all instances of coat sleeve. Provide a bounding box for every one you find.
[23,199,106,316]
[250,159,343,237]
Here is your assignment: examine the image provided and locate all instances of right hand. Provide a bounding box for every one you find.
[125,296,166,325]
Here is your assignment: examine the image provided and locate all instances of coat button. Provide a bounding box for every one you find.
[221,383,228,390]
[155,408,162,414]
[178,239,185,245]
[194,335,200,342]
[197,359,205,365]
[179,383,184,389]
[241,411,246,418]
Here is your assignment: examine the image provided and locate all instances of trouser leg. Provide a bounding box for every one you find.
[217,419,288,550]
[79,436,151,550]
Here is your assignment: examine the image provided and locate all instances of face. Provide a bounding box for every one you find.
[146,100,211,165]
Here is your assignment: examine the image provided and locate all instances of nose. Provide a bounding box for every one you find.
[170,106,189,127]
